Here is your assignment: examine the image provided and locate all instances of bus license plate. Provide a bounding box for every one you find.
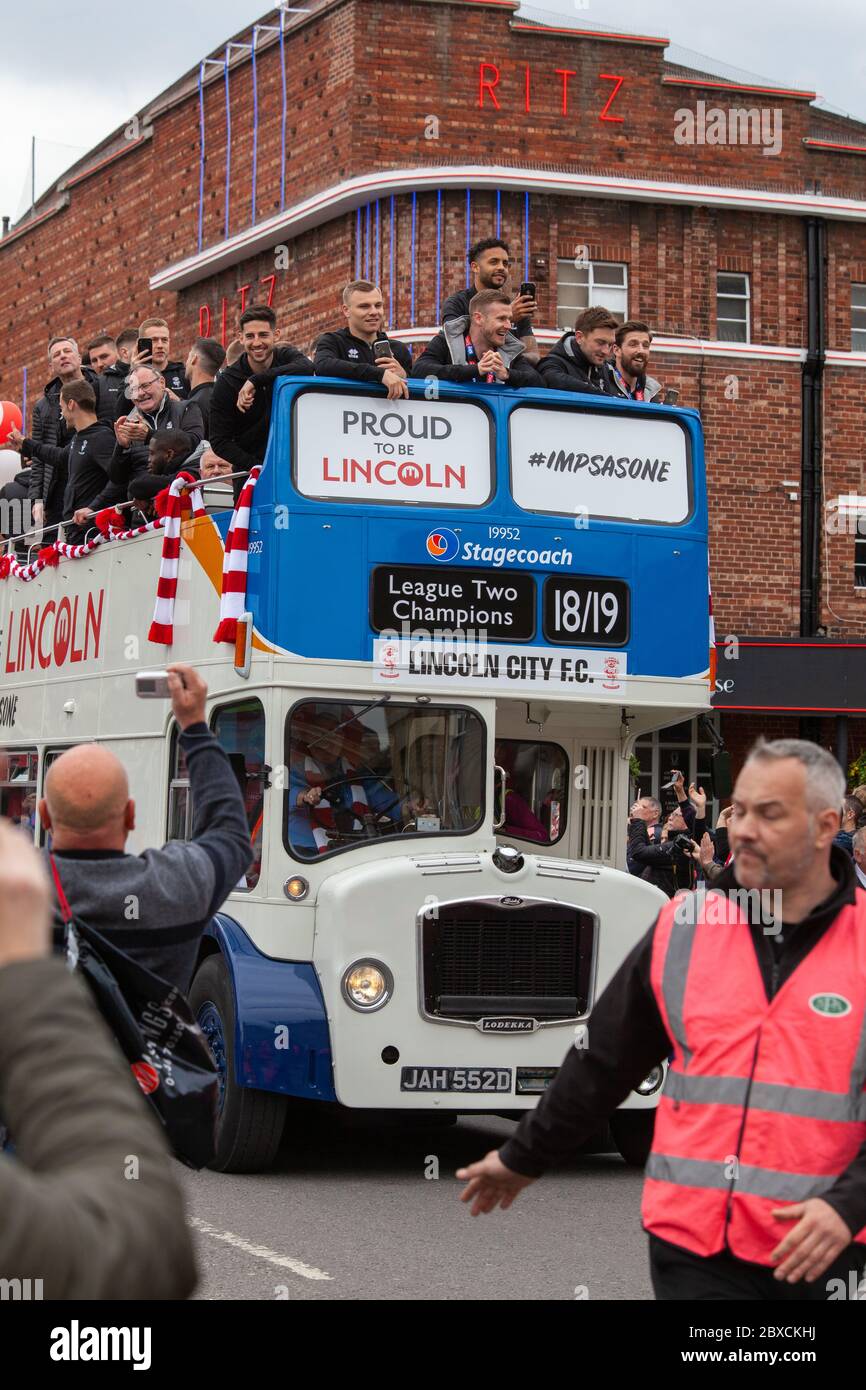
[400,1067,512,1093]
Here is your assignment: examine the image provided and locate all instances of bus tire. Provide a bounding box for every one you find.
[609,1109,655,1168]
[190,955,287,1173]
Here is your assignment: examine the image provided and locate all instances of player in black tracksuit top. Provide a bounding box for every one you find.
[314,327,412,384]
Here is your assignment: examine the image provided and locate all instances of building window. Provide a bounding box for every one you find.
[856,516,866,589]
[632,717,721,823]
[716,272,750,343]
[557,260,628,331]
[852,284,866,352]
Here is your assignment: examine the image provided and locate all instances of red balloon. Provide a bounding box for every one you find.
[0,401,23,446]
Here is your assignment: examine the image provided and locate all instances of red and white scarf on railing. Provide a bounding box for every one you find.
[214,466,261,645]
[148,472,206,646]
[0,504,166,584]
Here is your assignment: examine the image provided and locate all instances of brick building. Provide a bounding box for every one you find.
[1,0,865,789]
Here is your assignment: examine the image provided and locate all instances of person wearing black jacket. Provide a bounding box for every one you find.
[184,336,226,436]
[86,334,130,415]
[22,337,114,528]
[629,776,705,896]
[441,237,539,361]
[125,429,199,525]
[314,280,412,400]
[458,740,866,1302]
[628,807,702,897]
[107,365,204,500]
[209,303,313,501]
[411,290,543,389]
[539,305,621,397]
[7,379,117,545]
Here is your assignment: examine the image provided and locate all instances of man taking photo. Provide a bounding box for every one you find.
[458,739,866,1302]
[42,663,251,993]
[442,237,539,362]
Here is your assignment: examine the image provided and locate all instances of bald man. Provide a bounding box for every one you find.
[42,664,251,991]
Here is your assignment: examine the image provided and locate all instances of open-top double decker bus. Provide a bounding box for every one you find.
[0,377,710,1170]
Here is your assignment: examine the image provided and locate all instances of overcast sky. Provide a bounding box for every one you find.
[1,0,863,221]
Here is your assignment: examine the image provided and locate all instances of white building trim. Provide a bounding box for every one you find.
[149,164,866,293]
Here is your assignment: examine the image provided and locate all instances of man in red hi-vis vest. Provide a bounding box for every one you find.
[458,739,866,1301]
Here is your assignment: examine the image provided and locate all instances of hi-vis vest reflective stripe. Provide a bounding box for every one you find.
[642,889,866,1265]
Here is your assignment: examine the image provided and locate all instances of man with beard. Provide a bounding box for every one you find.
[441,238,539,362]
[610,320,665,402]
[458,739,866,1302]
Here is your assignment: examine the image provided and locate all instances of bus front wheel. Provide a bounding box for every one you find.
[190,955,287,1173]
[609,1109,655,1168]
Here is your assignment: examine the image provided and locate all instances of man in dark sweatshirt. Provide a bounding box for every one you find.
[209,303,313,501]
[314,280,412,399]
[41,664,251,993]
[7,379,117,545]
[411,290,543,389]
[539,305,621,396]
[458,740,866,1302]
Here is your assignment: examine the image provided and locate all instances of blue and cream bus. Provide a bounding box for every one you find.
[0,377,710,1170]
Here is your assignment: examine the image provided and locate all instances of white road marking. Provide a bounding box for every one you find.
[188,1216,333,1282]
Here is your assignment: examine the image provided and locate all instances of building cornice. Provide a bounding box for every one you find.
[150,163,866,293]
[661,75,816,101]
[511,20,668,47]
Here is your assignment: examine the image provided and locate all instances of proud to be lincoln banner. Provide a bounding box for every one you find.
[293,393,493,505]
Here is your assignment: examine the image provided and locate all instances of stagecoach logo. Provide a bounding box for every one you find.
[478,1017,538,1033]
[426,527,460,562]
[809,993,852,1017]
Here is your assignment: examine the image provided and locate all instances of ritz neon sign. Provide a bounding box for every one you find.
[477,62,626,120]
[197,274,278,344]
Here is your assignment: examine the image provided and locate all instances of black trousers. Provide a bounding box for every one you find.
[650,1233,866,1302]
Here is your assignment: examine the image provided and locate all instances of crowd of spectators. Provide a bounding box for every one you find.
[628,773,866,898]
[0,236,674,545]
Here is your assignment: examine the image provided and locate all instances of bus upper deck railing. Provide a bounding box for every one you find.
[1,472,249,562]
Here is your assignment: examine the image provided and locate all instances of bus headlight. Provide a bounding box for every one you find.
[341,959,393,1012]
[636,1066,664,1096]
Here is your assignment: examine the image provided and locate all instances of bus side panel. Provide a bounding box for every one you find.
[207,915,336,1102]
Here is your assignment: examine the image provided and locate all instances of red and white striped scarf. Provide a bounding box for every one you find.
[214,466,261,645]
[148,472,205,646]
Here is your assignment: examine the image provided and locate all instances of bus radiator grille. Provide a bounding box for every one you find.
[421,900,595,1022]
